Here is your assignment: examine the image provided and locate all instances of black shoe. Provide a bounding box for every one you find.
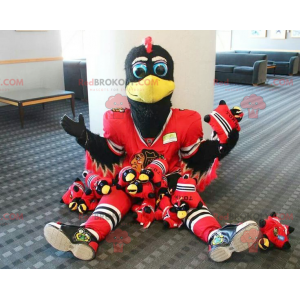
[44,222,98,260]
[208,221,259,262]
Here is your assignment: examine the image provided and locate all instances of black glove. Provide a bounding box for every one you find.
[60,113,86,138]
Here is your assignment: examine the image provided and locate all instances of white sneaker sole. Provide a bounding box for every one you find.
[209,221,259,263]
[44,223,95,261]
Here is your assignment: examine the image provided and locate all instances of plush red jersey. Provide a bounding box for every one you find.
[103,108,203,175]
[260,216,291,249]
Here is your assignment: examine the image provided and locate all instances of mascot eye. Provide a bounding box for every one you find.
[133,63,147,79]
[153,62,168,77]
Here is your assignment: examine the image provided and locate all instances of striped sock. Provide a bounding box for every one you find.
[184,205,221,243]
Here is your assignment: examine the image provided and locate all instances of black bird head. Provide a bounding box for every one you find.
[124,37,175,138]
[122,168,137,183]
[172,200,189,219]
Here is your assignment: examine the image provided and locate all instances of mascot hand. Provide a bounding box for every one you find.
[61,113,86,138]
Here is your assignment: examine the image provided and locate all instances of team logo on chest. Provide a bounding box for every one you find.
[130,149,164,172]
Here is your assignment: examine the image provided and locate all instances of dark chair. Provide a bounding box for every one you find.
[63,59,88,101]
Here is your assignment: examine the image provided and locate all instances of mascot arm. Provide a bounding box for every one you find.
[183,130,239,174]
[181,107,239,175]
[61,113,123,167]
[76,128,123,166]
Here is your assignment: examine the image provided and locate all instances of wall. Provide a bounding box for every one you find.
[85,30,216,138]
[0,30,64,105]
[231,30,300,51]
[61,30,85,59]
[216,30,231,52]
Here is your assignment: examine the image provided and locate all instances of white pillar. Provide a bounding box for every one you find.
[85,30,216,138]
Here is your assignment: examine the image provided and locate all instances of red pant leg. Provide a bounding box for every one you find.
[184,202,221,243]
[84,186,133,241]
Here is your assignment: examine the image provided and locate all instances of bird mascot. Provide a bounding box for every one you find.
[44,37,258,262]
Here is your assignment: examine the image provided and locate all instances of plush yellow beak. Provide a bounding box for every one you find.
[139,173,149,182]
[127,184,138,195]
[177,211,187,219]
[233,106,242,111]
[78,204,87,214]
[125,173,135,182]
[258,238,270,250]
[126,75,175,103]
[101,185,111,195]
[69,202,78,211]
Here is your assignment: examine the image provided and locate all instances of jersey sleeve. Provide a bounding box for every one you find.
[179,110,204,159]
[103,110,126,156]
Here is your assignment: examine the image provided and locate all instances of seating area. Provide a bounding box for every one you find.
[215,53,267,85]
[226,50,299,75]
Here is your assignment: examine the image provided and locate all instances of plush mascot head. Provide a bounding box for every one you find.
[125,37,175,138]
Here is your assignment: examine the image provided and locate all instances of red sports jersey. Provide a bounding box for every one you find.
[104,108,203,175]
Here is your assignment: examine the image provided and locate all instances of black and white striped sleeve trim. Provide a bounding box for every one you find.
[184,205,214,233]
[106,139,124,156]
[86,174,98,189]
[180,138,202,158]
[176,183,196,192]
[151,160,167,174]
[91,203,122,230]
[211,111,232,137]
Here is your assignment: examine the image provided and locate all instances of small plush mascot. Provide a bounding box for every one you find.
[258,212,294,250]
[139,158,168,187]
[77,171,113,214]
[127,180,156,228]
[61,178,85,211]
[204,100,242,145]
[155,174,204,228]
[117,166,139,189]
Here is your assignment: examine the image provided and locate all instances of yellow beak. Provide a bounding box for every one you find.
[126,75,175,103]
[78,204,87,214]
[69,202,78,211]
[258,238,270,250]
[127,184,138,195]
[101,185,111,195]
[139,173,149,182]
[125,173,135,182]
[177,211,187,219]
